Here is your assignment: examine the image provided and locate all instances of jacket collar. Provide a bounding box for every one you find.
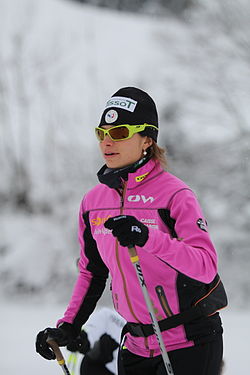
[97,157,162,190]
[126,158,163,190]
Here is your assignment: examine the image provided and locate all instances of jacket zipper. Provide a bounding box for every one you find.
[155,285,173,318]
[115,182,151,352]
[115,182,140,323]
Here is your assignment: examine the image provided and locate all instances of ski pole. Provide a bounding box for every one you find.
[47,338,71,375]
[128,245,174,375]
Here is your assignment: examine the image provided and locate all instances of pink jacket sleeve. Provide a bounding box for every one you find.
[143,189,217,283]
[57,198,108,331]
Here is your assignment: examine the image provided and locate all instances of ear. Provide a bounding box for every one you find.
[144,137,153,148]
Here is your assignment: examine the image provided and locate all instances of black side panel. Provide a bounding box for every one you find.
[158,209,177,238]
[177,273,223,344]
[73,212,109,333]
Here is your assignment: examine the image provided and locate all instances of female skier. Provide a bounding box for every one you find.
[36,87,227,375]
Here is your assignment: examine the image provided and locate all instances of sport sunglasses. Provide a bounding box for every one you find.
[95,123,158,142]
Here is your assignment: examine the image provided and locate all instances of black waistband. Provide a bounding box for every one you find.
[125,304,204,338]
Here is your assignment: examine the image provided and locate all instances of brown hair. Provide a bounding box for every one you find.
[148,141,168,170]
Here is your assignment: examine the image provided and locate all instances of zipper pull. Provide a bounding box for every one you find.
[156,286,163,296]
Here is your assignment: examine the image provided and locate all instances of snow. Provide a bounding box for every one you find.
[0,301,249,374]
[0,0,250,373]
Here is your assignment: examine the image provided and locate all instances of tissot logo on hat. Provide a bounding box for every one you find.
[106,96,137,112]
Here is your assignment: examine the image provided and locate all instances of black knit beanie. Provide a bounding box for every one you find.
[98,87,159,142]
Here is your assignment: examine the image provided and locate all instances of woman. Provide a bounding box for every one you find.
[36,87,227,375]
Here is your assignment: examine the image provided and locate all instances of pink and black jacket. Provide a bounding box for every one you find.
[57,158,227,357]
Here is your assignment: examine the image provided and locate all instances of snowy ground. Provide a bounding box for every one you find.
[0,300,249,374]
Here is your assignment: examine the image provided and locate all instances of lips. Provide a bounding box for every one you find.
[104,152,119,157]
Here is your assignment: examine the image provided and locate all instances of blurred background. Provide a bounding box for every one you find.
[0,0,249,373]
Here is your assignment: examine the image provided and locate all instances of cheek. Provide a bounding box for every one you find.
[131,141,143,155]
[124,145,141,160]
[99,142,104,152]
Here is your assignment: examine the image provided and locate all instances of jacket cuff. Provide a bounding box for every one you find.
[57,321,78,340]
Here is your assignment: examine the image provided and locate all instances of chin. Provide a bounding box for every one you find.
[107,163,120,169]
[106,161,123,168]
[106,161,117,168]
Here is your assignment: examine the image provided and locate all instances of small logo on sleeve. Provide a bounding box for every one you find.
[197,218,208,232]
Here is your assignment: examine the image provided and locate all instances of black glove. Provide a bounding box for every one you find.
[66,330,90,354]
[35,323,75,360]
[104,215,149,247]
[87,333,119,364]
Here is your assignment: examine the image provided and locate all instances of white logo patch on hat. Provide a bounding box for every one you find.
[105,109,118,123]
[105,96,137,112]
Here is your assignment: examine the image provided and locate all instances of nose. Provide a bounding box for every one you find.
[102,134,114,145]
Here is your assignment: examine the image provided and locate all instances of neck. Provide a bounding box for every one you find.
[109,155,148,172]
[97,155,150,189]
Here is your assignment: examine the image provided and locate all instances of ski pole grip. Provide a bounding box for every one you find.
[47,338,65,365]
[128,245,139,263]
